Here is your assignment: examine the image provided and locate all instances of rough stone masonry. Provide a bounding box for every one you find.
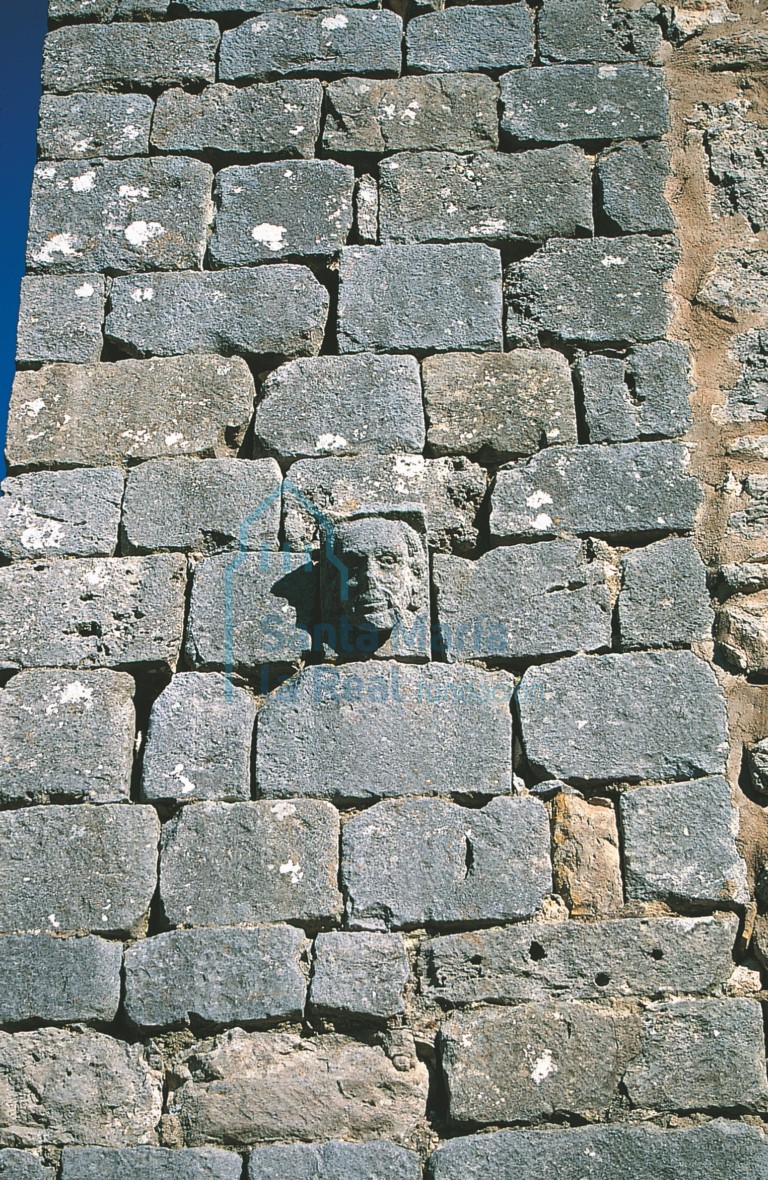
[1,0,768,1176]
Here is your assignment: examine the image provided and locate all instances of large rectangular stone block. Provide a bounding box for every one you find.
[38,93,153,160]
[517,651,729,783]
[0,804,159,936]
[160,801,341,927]
[577,340,693,442]
[338,244,503,354]
[0,934,121,1025]
[7,356,255,469]
[42,21,219,92]
[618,537,713,648]
[342,796,551,929]
[0,1151,54,1179]
[60,1149,241,1180]
[17,274,105,364]
[419,914,740,1006]
[0,555,186,674]
[184,0,376,9]
[106,268,328,360]
[538,0,662,63]
[0,468,123,560]
[309,932,409,1021]
[124,926,307,1030]
[406,5,534,72]
[219,11,403,82]
[379,147,593,245]
[210,162,354,265]
[256,663,513,803]
[597,140,674,234]
[152,81,322,159]
[323,74,499,154]
[247,1142,422,1179]
[27,157,212,275]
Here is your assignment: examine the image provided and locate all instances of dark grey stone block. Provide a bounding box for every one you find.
[338,244,503,354]
[247,1141,422,1180]
[17,274,105,365]
[0,804,159,937]
[42,21,219,92]
[578,341,694,442]
[0,1152,54,1179]
[500,64,669,145]
[406,5,534,73]
[621,778,749,906]
[597,141,674,233]
[434,541,611,662]
[0,934,121,1025]
[419,914,739,1006]
[141,673,256,804]
[256,663,513,803]
[323,74,499,154]
[107,267,328,360]
[7,356,255,469]
[255,355,424,461]
[27,157,212,274]
[538,0,662,63]
[124,926,307,1029]
[309,932,409,1020]
[618,538,714,648]
[122,458,282,556]
[50,0,169,18]
[490,442,701,540]
[38,93,153,160]
[0,468,123,560]
[152,81,322,159]
[183,0,375,9]
[517,651,729,783]
[219,10,402,82]
[504,236,678,347]
[379,147,593,245]
[0,669,134,806]
[0,555,187,674]
[160,801,342,927]
[342,796,552,930]
[60,1149,241,1180]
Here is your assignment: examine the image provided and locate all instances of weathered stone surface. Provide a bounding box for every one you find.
[578,341,694,442]
[7,356,255,469]
[107,268,327,360]
[0,934,121,1025]
[428,1121,768,1179]
[0,804,159,937]
[141,674,256,804]
[51,0,169,16]
[27,157,212,274]
[727,474,768,538]
[323,74,499,154]
[517,652,728,783]
[186,552,315,672]
[552,793,623,918]
[697,247,768,319]
[342,796,551,930]
[501,65,668,145]
[338,244,503,354]
[38,93,153,160]
[255,356,424,461]
[716,592,768,674]
[124,926,307,1030]
[419,914,739,1006]
[0,555,186,673]
[355,174,378,242]
[122,459,282,556]
[491,443,701,540]
[283,454,487,554]
[406,6,534,72]
[719,329,768,422]
[210,162,354,266]
[309,932,409,1020]
[505,236,677,346]
[152,81,322,159]
[17,274,105,364]
[168,1029,427,1147]
[0,670,134,806]
[248,1141,421,1179]
[42,21,218,92]
[704,101,768,232]
[597,141,674,234]
[379,147,593,245]
[160,801,341,927]
[624,999,768,1111]
[60,1148,241,1180]
[183,0,377,9]
[220,11,402,82]
[721,558,768,595]
[423,349,576,459]
[441,1003,640,1125]
[256,663,513,803]
[619,538,713,648]
[538,0,662,63]
[0,1152,53,1179]
[0,468,123,560]
[621,778,749,906]
[746,737,768,796]
[434,541,611,662]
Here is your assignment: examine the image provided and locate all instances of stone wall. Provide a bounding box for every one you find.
[1,0,767,1175]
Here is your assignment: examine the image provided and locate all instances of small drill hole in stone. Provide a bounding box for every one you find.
[595,972,610,987]
[651,948,664,960]
[529,941,547,961]
[470,954,483,966]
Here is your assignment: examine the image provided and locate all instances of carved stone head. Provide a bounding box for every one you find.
[333,516,425,633]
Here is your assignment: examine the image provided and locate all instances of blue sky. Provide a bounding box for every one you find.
[0,0,48,480]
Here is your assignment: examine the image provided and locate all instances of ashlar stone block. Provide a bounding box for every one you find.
[597,141,675,234]
[577,340,693,442]
[538,0,663,63]
[0,934,122,1025]
[17,274,105,364]
[247,1141,422,1180]
[60,1149,241,1180]
[0,1151,54,1179]
[38,93,153,160]
[406,5,534,73]
[309,932,409,1021]
[0,468,123,560]
[42,21,219,93]
[618,538,714,648]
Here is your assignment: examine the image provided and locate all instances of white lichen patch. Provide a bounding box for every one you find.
[23,398,46,419]
[71,171,96,193]
[252,223,287,251]
[74,282,95,298]
[32,232,81,264]
[20,520,65,552]
[119,184,150,200]
[45,681,94,715]
[322,13,349,29]
[527,1047,557,1085]
[317,433,349,451]
[271,801,297,819]
[131,287,154,302]
[526,490,554,509]
[170,763,196,795]
[124,221,165,248]
[279,859,304,884]
[531,513,554,530]
[165,432,185,448]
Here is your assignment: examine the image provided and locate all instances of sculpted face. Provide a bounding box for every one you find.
[334,517,420,632]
